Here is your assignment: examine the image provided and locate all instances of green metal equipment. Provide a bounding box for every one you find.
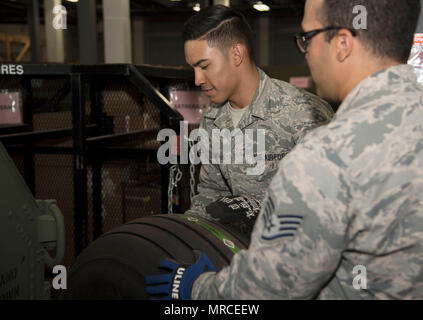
[0,141,65,300]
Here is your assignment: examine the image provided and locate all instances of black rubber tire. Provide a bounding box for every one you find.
[61,214,250,300]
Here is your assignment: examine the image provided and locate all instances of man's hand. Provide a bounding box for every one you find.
[145,251,216,300]
[206,196,262,235]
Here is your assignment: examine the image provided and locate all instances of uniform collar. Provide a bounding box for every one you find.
[205,68,269,129]
[337,64,417,115]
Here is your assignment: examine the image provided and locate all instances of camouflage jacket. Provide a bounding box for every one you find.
[185,68,333,220]
[192,64,423,299]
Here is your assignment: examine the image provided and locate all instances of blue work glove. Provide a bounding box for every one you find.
[145,251,216,300]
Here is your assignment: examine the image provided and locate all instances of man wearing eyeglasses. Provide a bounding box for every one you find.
[295,26,357,100]
[146,0,423,300]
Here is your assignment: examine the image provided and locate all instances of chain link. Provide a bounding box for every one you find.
[168,131,197,213]
[189,139,196,204]
[168,164,182,214]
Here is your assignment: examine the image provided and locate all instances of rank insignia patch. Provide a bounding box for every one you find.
[261,196,303,241]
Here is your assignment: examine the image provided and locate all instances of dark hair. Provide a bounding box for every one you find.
[182,5,255,62]
[319,0,420,63]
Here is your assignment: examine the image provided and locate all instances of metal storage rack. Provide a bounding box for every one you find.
[0,64,195,266]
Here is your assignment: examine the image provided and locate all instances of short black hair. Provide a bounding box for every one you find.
[182,5,255,62]
[319,0,420,63]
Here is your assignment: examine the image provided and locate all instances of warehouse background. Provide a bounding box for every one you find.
[0,1,310,73]
[0,0,312,270]
[0,0,422,276]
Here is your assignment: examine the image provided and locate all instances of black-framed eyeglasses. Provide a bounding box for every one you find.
[294,26,358,54]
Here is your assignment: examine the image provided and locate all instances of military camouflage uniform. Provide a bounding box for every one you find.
[192,64,423,299]
[185,68,333,222]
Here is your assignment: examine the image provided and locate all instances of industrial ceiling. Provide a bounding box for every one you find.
[0,0,305,24]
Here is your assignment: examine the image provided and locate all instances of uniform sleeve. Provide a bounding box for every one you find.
[184,162,232,219]
[184,116,232,219]
[192,132,351,299]
[292,93,334,144]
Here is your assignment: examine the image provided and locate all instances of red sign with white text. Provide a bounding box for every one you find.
[169,90,210,125]
[0,91,22,124]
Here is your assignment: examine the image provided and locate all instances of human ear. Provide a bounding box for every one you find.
[335,30,354,62]
[231,43,245,67]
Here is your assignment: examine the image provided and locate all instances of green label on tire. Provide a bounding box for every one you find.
[178,215,240,254]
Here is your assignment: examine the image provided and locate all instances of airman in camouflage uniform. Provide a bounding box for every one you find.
[185,68,333,221]
[192,64,423,299]
[186,0,423,300]
[182,6,333,229]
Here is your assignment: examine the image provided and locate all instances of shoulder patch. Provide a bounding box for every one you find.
[261,196,303,241]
